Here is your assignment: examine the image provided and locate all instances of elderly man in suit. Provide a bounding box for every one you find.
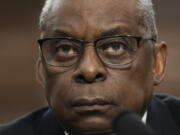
[0,0,180,135]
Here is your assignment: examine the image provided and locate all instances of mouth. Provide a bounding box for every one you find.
[71,98,115,114]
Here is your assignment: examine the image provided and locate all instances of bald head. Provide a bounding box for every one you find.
[39,0,157,37]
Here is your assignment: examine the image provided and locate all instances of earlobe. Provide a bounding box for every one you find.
[36,58,46,88]
[153,41,167,85]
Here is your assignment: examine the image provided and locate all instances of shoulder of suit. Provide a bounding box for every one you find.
[0,107,50,135]
[153,94,180,126]
[153,94,180,109]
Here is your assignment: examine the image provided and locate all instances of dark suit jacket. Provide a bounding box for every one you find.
[0,94,180,135]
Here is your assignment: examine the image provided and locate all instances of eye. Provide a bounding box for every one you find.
[55,44,79,57]
[99,42,126,56]
[107,42,123,51]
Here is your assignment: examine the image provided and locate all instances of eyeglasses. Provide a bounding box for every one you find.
[38,35,156,68]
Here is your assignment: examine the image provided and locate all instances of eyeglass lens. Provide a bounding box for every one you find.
[41,36,138,67]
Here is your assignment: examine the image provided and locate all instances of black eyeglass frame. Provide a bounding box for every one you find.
[37,35,157,68]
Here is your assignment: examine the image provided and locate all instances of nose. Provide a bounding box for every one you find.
[73,46,107,83]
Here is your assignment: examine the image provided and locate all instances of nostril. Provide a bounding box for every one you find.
[74,72,106,83]
[96,73,104,80]
[76,75,85,83]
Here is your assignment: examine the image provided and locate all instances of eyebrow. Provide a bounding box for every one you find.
[100,27,132,37]
[51,29,78,39]
[51,27,132,40]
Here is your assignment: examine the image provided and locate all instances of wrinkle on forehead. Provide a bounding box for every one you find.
[45,0,141,40]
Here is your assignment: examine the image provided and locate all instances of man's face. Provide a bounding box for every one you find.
[38,0,158,134]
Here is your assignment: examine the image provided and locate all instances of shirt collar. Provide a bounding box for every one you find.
[142,110,148,124]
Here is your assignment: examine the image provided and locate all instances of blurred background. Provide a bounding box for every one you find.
[0,0,180,123]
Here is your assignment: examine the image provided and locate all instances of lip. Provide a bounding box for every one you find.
[71,98,114,114]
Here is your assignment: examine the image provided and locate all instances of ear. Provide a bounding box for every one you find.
[36,57,46,88]
[153,41,167,85]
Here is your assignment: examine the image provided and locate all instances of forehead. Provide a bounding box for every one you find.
[43,0,141,39]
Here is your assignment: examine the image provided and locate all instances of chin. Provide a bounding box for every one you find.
[65,116,113,135]
[77,130,113,135]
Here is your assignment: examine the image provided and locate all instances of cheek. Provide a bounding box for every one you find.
[107,50,154,113]
[126,46,154,112]
[44,71,75,120]
[110,71,152,114]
